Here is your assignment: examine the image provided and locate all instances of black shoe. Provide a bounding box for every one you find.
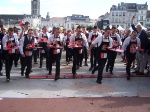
[80,65,82,67]
[110,71,113,75]
[96,80,102,84]
[6,78,10,82]
[127,76,130,80]
[21,72,24,76]
[137,72,145,75]
[89,67,93,71]
[73,72,77,78]
[84,62,88,66]
[92,67,96,74]
[132,71,139,73]
[25,75,29,78]
[76,66,79,69]
[39,66,42,68]
[49,72,52,75]
[15,65,17,67]
[30,70,33,72]
[54,76,60,81]
[147,71,150,74]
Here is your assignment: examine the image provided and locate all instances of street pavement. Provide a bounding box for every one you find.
[0,51,150,111]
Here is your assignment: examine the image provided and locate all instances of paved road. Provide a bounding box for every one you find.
[0,52,150,111]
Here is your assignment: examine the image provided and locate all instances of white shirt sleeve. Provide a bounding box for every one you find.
[92,36,102,46]
[82,35,89,49]
[116,33,122,46]
[2,35,7,50]
[47,35,53,44]
[14,35,19,46]
[109,37,113,48]
[88,32,92,43]
[19,37,25,55]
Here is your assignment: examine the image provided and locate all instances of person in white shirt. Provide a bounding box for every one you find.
[122,31,141,80]
[2,28,19,81]
[64,30,72,65]
[70,25,89,77]
[33,29,39,64]
[106,26,122,74]
[88,26,102,71]
[88,27,113,84]
[38,26,50,69]
[19,29,37,78]
[47,27,63,81]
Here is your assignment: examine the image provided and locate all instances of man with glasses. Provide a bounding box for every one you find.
[19,29,37,78]
[122,31,141,80]
[70,26,89,77]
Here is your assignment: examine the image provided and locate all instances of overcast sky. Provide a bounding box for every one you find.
[0,0,149,19]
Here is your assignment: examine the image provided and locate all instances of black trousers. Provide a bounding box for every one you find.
[83,46,88,63]
[66,47,72,62]
[21,56,32,77]
[40,49,49,68]
[106,50,117,72]
[72,48,82,74]
[94,58,107,82]
[126,53,136,76]
[0,53,3,71]
[90,48,97,68]
[49,52,61,76]
[4,52,16,79]
[14,53,19,66]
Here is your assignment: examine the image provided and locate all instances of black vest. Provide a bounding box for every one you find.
[126,39,137,54]
[91,33,98,42]
[23,35,34,52]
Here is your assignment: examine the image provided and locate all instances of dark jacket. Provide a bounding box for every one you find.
[131,24,148,51]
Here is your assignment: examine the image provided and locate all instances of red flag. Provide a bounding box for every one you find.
[19,20,23,26]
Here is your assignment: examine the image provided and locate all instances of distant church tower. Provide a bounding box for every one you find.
[31,0,40,16]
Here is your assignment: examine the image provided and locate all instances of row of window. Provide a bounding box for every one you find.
[112,12,126,16]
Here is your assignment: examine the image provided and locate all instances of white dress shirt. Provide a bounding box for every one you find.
[47,34,63,45]
[92,35,113,48]
[88,32,102,43]
[110,33,122,46]
[70,33,89,49]
[122,37,141,51]
[2,34,19,50]
[38,32,50,40]
[19,36,37,55]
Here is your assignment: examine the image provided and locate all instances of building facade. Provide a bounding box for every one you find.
[109,2,148,28]
[31,0,40,17]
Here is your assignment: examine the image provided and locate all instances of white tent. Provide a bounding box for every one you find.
[117,25,125,31]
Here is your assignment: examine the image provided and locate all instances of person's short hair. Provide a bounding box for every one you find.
[77,25,82,29]
[8,27,14,32]
[28,29,33,32]
[112,26,117,29]
[126,29,131,33]
[82,26,86,28]
[136,24,142,29]
[104,27,111,32]
[93,26,98,29]
[132,31,137,34]
[67,30,71,33]
[25,21,30,25]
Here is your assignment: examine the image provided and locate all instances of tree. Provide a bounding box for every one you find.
[86,25,93,31]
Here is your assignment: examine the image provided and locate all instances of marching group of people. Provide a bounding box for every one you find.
[0,19,150,84]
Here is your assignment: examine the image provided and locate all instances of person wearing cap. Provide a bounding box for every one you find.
[88,27,113,84]
[122,31,141,80]
[47,27,63,81]
[106,26,122,74]
[2,28,19,81]
[19,29,37,78]
[38,26,50,69]
[70,25,89,77]
[131,19,148,75]
[88,26,102,71]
